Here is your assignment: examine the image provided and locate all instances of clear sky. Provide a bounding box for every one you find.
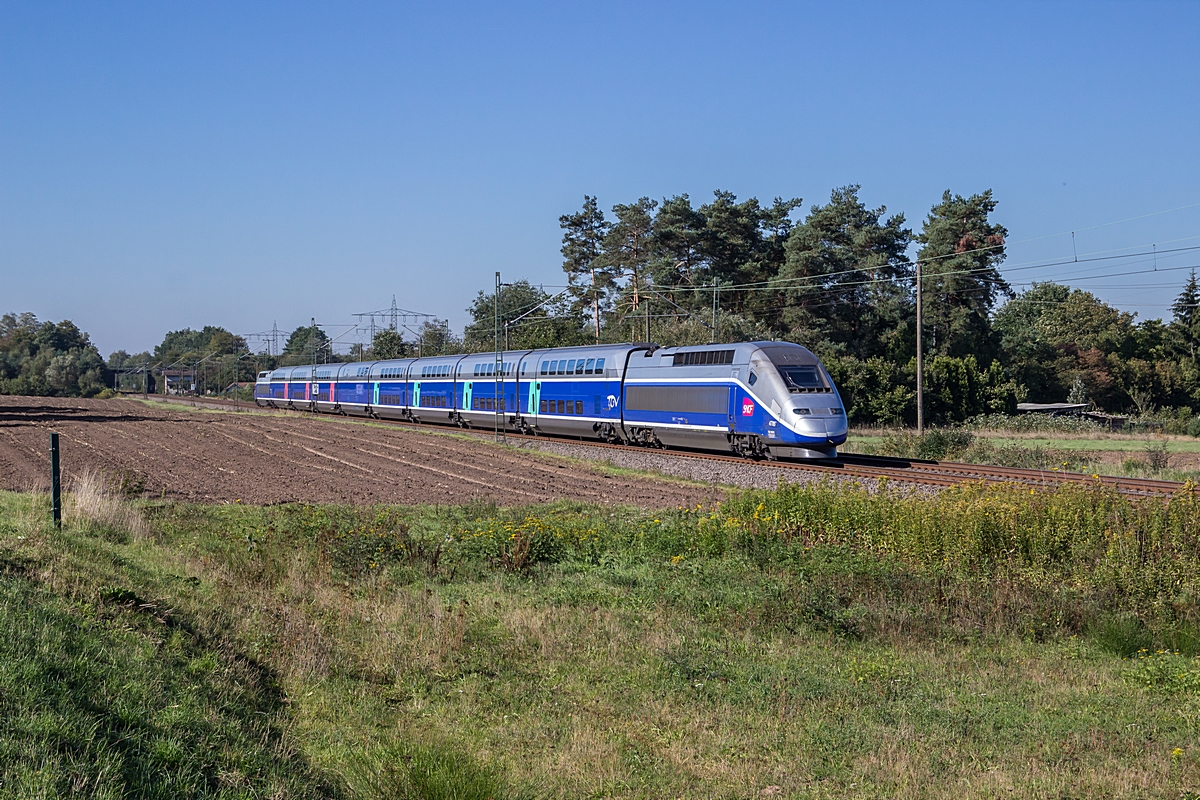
[2,1,1198,356]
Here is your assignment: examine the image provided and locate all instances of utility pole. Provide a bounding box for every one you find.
[711,279,717,344]
[494,271,503,443]
[915,260,925,435]
[644,283,651,343]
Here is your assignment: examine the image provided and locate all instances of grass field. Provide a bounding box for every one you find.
[847,426,1200,481]
[2,476,1200,798]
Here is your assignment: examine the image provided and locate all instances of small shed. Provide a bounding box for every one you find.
[1016,402,1089,416]
[1016,402,1127,430]
[159,369,195,394]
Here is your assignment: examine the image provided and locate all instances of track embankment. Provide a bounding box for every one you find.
[136,395,1193,497]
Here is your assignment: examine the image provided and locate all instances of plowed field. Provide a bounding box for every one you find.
[0,396,718,507]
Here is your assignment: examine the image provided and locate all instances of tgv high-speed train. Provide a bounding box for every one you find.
[254,341,847,459]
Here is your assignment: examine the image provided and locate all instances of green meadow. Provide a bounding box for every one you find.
[2,475,1199,798]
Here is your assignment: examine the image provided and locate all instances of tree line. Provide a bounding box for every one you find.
[458,186,1200,426]
[7,184,1200,426]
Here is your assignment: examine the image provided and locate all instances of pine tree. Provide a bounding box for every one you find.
[560,197,612,343]
[601,197,658,335]
[915,190,1009,359]
[1171,269,1200,362]
[774,186,913,359]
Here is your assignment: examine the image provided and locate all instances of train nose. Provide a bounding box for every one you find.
[790,408,848,438]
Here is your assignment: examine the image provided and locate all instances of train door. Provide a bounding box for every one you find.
[463,380,473,411]
[412,381,421,409]
[728,384,737,432]
[528,379,542,420]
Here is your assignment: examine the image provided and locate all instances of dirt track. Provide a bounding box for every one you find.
[0,396,719,507]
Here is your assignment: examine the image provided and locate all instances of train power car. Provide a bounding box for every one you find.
[255,340,847,460]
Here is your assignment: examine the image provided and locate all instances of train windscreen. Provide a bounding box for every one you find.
[776,364,827,392]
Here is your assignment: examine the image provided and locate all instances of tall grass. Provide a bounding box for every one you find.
[5,481,1200,797]
[65,467,149,539]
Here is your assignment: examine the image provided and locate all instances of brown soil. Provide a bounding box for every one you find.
[0,396,720,508]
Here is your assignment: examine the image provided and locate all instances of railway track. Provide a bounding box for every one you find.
[132,395,1192,498]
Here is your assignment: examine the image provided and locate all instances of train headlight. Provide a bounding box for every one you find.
[792,408,811,415]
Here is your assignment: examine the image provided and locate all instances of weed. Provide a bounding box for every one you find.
[65,468,148,539]
[1091,614,1154,657]
[1131,650,1200,694]
[349,740,523,800]
[1147,439,1172,471]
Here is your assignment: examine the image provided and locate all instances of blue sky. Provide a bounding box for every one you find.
[2,1,1198,355]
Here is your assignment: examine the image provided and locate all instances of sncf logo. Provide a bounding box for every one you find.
[741,398,755,416]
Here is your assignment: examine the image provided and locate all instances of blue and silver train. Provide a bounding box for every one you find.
[254,341,847,459]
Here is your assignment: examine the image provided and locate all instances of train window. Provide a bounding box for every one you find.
[548,360,557,374]
[575,400,583,415]
[584,358,595,374]
[557,400,566,414]
[672,349,736,366]
[539,399,547,413]
[540,361,549,375]
[595,358,605,373]
[575,360,585,375]
[777,365,824,392]
[565,359,575,373]
[748,372,757,386]
[558,361,567,375]
[488,364,494,376]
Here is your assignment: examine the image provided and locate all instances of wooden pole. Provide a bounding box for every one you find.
[916,260,924,435]
[494,271,502,443]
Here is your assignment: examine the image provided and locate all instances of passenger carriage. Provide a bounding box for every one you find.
[253,340,847,460]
